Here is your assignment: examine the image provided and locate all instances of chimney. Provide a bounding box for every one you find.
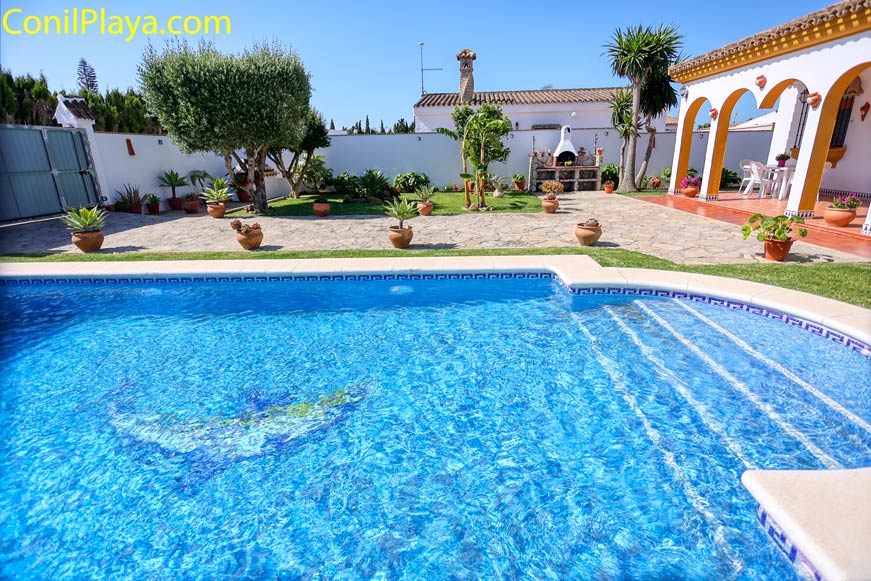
[457,48,476,104]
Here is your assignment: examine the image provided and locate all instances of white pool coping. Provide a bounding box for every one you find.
[2,255,869,348]
[743,468,871,581]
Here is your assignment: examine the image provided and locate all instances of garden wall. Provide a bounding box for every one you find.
[85,127,774,202]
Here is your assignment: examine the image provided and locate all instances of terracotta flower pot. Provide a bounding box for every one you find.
[513,180,526,191]
[71,230,104,252]
[417,201,434,216]
[313,202,331,217]
[236,190,252,202]
[182,201,200,214]
[541,198,559,213]
[207,202,226,218]
[822,207,856,227]
[388,226,413,249]
[763,238,794,262]
[236,229,263,250]
[603,184,614,193]
[575,223,602,246]
[105,204,116,212]
[682,187,699,197]
[128,204,142,215]
[167,198,184,211]
[146,203,160,215]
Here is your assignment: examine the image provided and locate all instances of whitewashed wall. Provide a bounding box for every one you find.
[83,127,773,201]
[91,133,226,206]
[320,128,772,187]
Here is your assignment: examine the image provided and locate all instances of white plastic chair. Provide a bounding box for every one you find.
[738,159,753,192]
[743,162,777,198]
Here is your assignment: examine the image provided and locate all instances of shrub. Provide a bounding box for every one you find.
[660,167,672,180]
[332,172,360,197]
[720,168,740,189]
[360,169,391,200]
[601,163,620,185]
[393,172,430,193]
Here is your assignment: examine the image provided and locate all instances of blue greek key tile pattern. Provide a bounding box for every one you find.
[756,506,825,581]
[1,273,868,355]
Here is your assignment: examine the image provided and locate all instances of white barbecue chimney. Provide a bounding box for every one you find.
[553,126,577,165]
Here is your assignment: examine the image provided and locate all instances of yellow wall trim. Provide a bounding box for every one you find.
[672,8,871,84]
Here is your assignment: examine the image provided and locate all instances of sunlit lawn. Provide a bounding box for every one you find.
[228,190,543,217]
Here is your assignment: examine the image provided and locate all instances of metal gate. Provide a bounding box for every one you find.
[0,125,100,221]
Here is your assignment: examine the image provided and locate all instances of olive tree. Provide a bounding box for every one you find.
[139,40,311,212]
[267,109,330,198]
[436,105,475,207]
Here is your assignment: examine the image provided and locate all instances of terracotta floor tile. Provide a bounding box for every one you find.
[642,193,871,259]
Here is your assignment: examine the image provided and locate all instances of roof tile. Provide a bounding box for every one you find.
[414,87,623,108]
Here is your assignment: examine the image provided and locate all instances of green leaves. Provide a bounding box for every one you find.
[60,206,107,232]
[742,213,808,242]
[383,197,419,229]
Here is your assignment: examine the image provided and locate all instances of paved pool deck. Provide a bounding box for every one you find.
[1,192,868,265]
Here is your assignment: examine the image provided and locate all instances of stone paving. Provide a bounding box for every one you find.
[0,192,866,265]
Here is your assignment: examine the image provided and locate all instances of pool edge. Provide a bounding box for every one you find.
[1,255,869,347]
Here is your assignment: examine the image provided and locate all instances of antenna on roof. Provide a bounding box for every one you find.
[418,42,442,96]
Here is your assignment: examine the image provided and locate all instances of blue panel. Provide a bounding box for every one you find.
[47,130,83,171]
[0,175,21,220]
[0,128,51,173]
[58,172,97,207]
[9,174,62,217]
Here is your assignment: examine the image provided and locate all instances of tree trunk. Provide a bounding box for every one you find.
[635,118,656,189]
[618,83,641,192]
[618,139,627,187]
[253,147,269,213]
[296,151,314,197]
[223,152,235,181]
[461,155,470,208]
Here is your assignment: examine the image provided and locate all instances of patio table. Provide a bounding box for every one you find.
[766,164,794,200]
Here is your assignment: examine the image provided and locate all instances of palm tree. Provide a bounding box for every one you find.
[157,170,188,199]
[634,56,682,188]
[436,106,475,207]
[604,24,682,192]
[608,88,634,188]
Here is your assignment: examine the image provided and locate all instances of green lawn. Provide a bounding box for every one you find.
[229,191,543,217]
[3,247,868,308]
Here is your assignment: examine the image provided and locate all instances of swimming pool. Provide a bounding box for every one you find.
[1,273,869,580]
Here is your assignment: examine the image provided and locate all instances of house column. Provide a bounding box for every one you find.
[700,110,728,201]
[862,210,871,236]
[669,94,706,194]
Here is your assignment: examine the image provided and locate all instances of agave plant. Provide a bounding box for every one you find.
[384,197,418,229]
[360,169,390,200]
[200,178,232,203]
[114,183,144,206]
[60,206,107,232]
[157,170,189,199]
[414,185,437,203]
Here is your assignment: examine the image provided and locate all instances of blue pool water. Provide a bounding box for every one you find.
[1,275,869,580]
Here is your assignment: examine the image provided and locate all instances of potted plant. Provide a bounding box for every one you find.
[603,180,615,194]
[188,169,211,192]
[145,194,161,215]
[512,172,526,191]
[115,184,143,214]
[680,176,702,197]
[575,218,602,246]
[230,219,263,250]
[775,153,790,168]
[540,180,563,213]
[60,206,107,252]
[182,193,200,214]
[741,213,808,262]
[415,185,436,216]
[384,197,418,249]
[158,170,189,211]
[201,178,232,218]
[312,192,331,217]
[823,192,861,227]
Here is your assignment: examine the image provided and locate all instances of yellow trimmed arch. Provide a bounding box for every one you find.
[705,89,750,197]
[797,63,871,213]
[674,97,708,189]
[759,78,807,109]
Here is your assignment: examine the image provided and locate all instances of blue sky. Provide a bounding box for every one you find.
[1,0,831,128]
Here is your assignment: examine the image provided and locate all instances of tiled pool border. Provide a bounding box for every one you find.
[1,258,869,356]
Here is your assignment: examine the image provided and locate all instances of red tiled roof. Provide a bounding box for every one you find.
[670,0,869,77]
[665,116,679,125]
[414,87,623,108]
[60,96,96,120]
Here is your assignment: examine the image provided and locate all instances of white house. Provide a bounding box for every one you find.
[413,48,667,134]
[667,0,870,234]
